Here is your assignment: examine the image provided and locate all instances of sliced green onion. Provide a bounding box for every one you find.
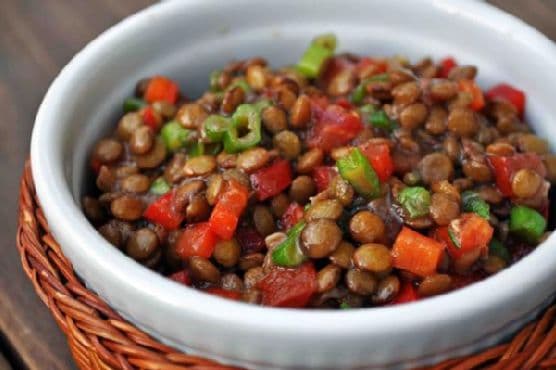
[312,33,337,51]
[336,148,380,199]
[123,97,146,113]
[397,186,431,219]
[461,191,490,219]
[488,238,511,263]
[203,115,231,142]
[149,177,170,195]
[272,222,307,267]
[370,110,397,131]
[351,74,390,105]
[160,121,191,152]
[223,104,262,153]
[297,34,337,79]
[509,205,546,243]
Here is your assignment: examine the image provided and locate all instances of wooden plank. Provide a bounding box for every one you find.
[0,1,554,370]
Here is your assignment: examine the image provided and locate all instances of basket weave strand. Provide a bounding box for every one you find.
[15,160,556,369]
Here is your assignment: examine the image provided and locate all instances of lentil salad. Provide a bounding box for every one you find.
[83,34,555,308]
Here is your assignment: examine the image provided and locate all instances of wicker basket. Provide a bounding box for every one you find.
[16,160,556,370]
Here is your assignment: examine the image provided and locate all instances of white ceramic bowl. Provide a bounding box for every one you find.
[31,0,556,369]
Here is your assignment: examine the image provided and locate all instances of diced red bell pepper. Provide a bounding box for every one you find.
[144,76,180,104]
[141,105,163,131]
[307,104,363,152]
[390,281,418,305]
[258,262,317,308]
[359,142,394,182]
[176,222,217,259]
[355,57,388,75]
[438,57,457,78]
[486,83,526,117]
[312,166,337,193]
[486,153,546,197]
[459,80,485,111]
[143,192,184,230]
[250,159,293,201]
[169,270,191,286]
[392,227,445,277]
[281,202,304,231]
[209,180,249,240]
[205,287,241,300]
[434,213,493,260]
[236,226,266,254]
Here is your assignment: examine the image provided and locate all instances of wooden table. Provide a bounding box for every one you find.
[0,1,554,369]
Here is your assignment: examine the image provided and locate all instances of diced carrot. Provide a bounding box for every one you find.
[391,227,445,277]
[144,76,180,104]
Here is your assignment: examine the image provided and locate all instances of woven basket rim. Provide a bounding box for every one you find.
[16,160,556,370]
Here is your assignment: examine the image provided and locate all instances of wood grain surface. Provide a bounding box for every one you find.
[0,1,554,369]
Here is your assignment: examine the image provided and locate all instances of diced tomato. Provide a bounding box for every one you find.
[205,287,241,300]
[236,226,266,254]
[459,80,485,111]
[312,166,337,192]
[355,57,388,75]
[143,192,184,230]
[486,83,526,117]
[335,97,354,110]
[486,153,546,197]
[90,158,102,174]
[209,180,249,240]
[438,57,457,78]
[390,281,418,305]
[169,270,191,286]
[307,104,363,152]
[141,105,162,131]
[258,263,317,308]
[359,142,394,182]
[176,222,217,259]
[281,202,304,231]
[144,76,180,104]
[250,159,293,201]
[392,227,445,277]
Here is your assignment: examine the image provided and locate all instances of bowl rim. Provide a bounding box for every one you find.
[31,0,556,340]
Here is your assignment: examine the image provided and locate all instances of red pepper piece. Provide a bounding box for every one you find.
[176,222,217,259]
[390,281,418,305]
[250,159,293,201]
[141,106,162,131]
[438,57,457,78]
[486,153,546,197]
[236,226,266,254]
[312,166,337,193]
[459,80,485,111]
[144,76,180,104]
[143,192,184,230]
[258,262,317,308]
[169,270,191,286]
[433,213,493,260]
[307,104,363,152]
[359,142,394,182]
[209,180,249,240]
[205,287,241,300]
[486,83,526,117]
[281,202,304,231]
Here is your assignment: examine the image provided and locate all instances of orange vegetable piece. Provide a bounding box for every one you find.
[458,80,485,111]
[391,227,445,277]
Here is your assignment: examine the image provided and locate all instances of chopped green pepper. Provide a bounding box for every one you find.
[160,121,191,152]
[123,97,146,113]
[203,115,231,142]
[271,222,307,267]
[461,191,490,219]
[297,34,337,79]
[397,186,431,218]
[149,177,170,195]
[336,148,380,199]
[223,104,262,153]
[370,110,397,131]
[509,205,546,243]
[210,70,222,91]
[488,238,511,263]
[351,74,390,105]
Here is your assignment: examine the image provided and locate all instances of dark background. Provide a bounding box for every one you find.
[0,1,555,369]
